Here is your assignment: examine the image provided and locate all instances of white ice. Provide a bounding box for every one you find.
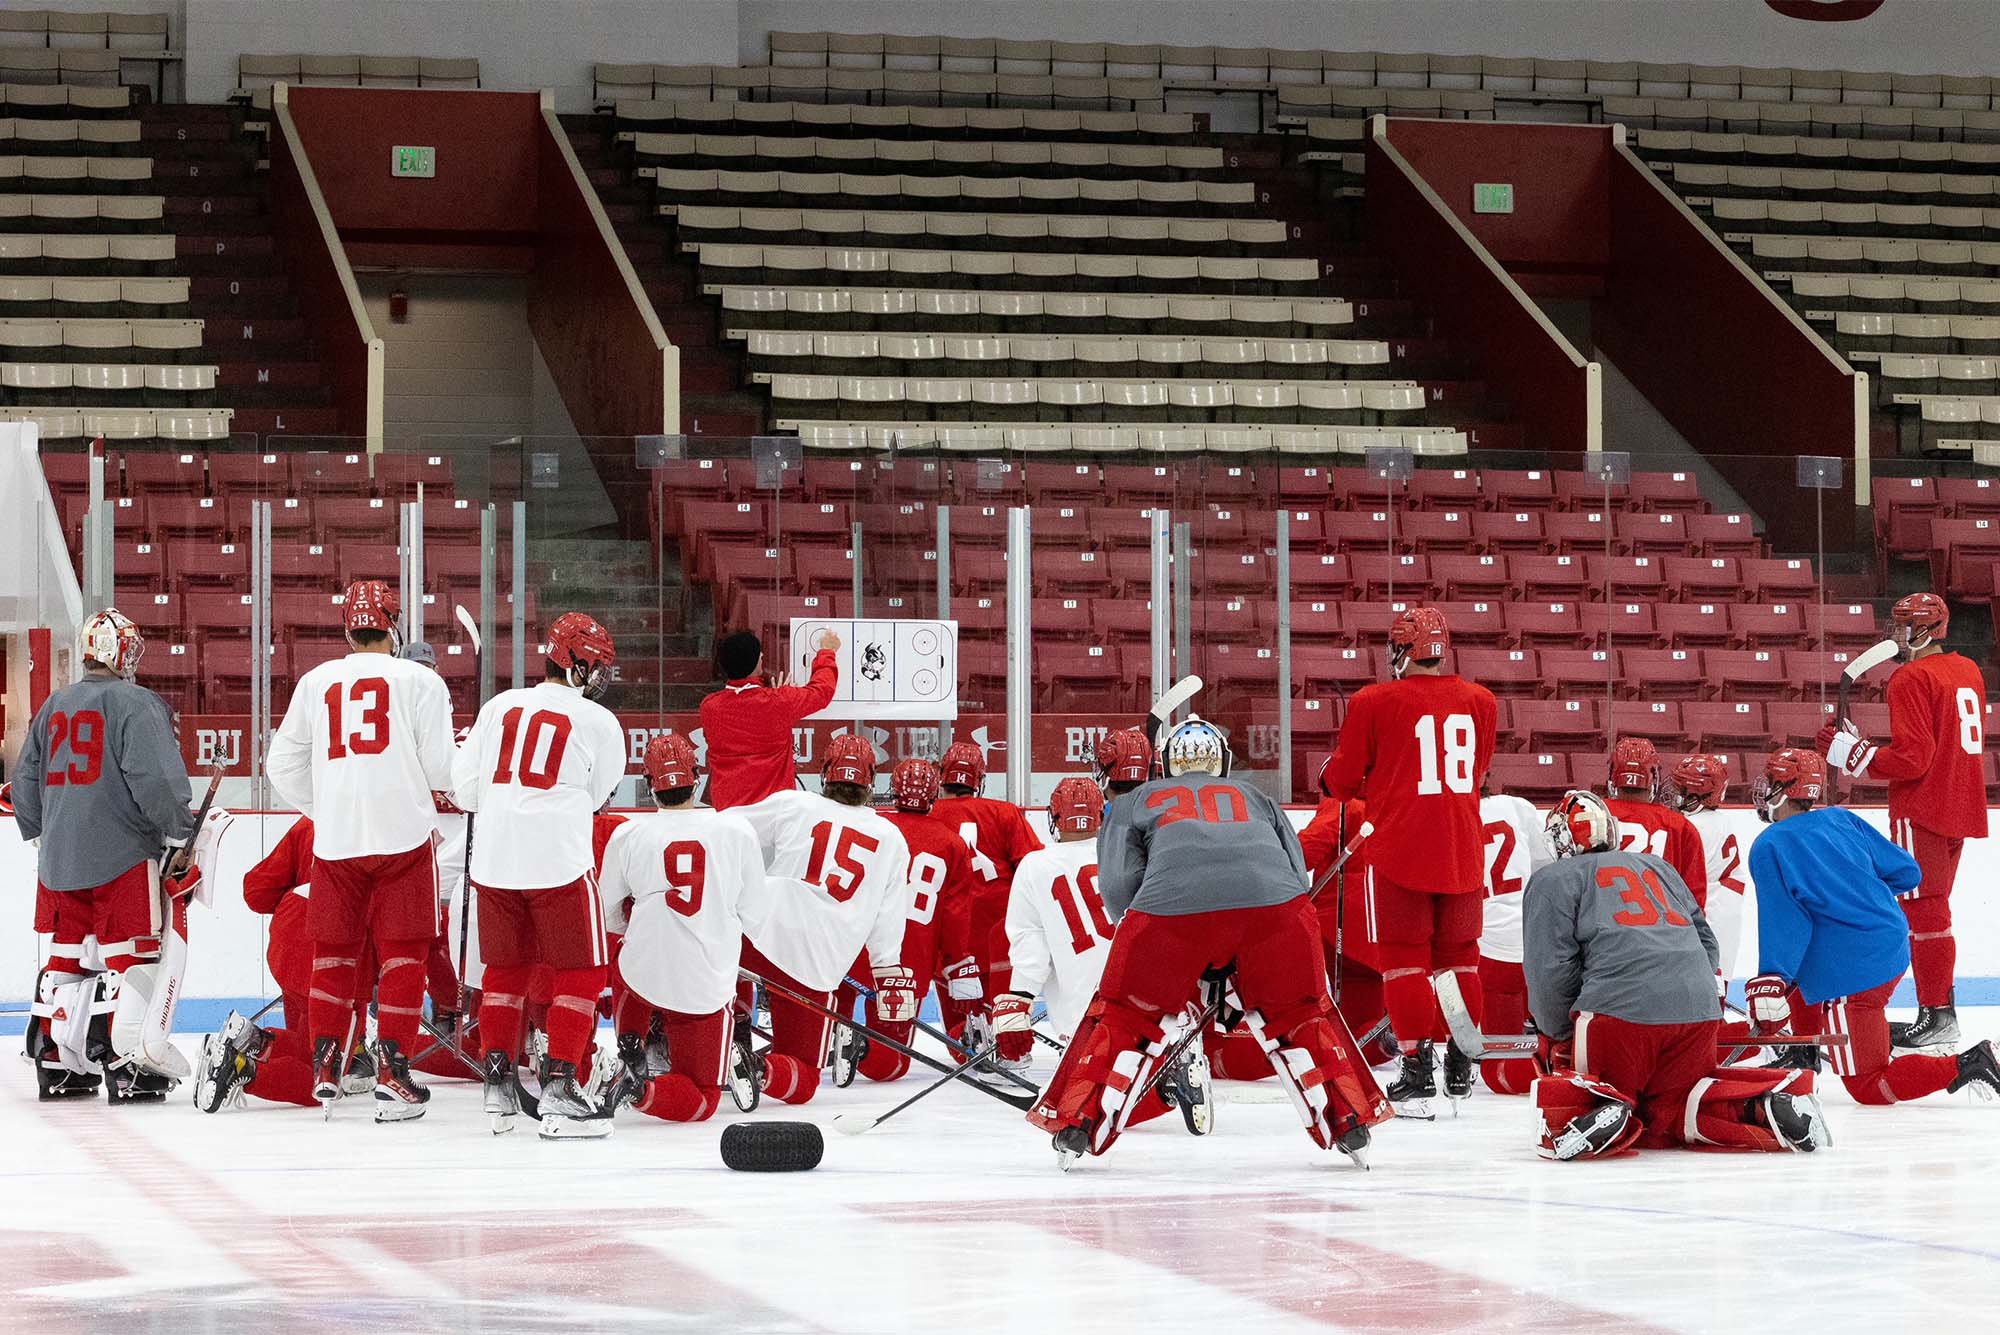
[6,1011,2000,1334]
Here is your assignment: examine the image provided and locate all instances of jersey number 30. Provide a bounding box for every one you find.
[1414,713,1477,795]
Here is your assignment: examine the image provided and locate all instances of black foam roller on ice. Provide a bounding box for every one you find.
[720,1120,825,1172]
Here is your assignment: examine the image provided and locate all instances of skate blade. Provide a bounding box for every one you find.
[488,1110,517,1135]
[373,1100,427,1123]
[1339,1145,1371,1170]
[538,1114,614,1140]
[1056,1150,1080,1173]
[1392,1099,1436,1121]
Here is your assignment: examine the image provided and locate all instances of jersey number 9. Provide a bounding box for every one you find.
[661,840,705,917]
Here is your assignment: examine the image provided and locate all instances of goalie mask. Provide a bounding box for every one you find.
[1160,714,1230,777]
[1752,747,1825,823]
[1546,789,1616,859]
[546,611,617,700]
[80,607,144,679]
[1889,591,1948,659]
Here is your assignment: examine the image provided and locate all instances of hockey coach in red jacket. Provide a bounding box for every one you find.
[700,627,842,809]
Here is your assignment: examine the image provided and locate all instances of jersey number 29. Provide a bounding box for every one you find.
[1414,713,1477,795]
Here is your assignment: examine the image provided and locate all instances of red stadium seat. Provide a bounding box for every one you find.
[1187,599,1261,644]
[145,642,200,715]
[1088,508,1161,550]
[1707,648,1792,700]
[1620,648,1706,700]
[951,596,1004,642]
[800,459,871,503]
[1505,600,1585,648]
[1328,466,1401,510]
[1513,554,1590,601]
[1487,751,1571,801]
[269,541,339,590]
[1193,507,1251,550]
[1805,603,1882,651]
[1685,512,1762,557]
[295,451,373,496]
[1194,548,1273,599]
[1469,510,1549,552]
[1455,647,1541,698]
[1767,700,1838,747]
[1201,641,1282,696]
[339,547,401,588]
[1597,601,1661,648]
[1587,555,1665,601]
[1292,552,1355,598]
[1618,511,1690,556]
[1089,597,1153,645]
[1546,510,1617,554]
[315,496,399,545]
[1323,510,1396,552]
[1627,470,1707,513]
[223,494,314,541]
[1939,476,2000,519]
[1278,467,1334,505]
[1431,553,1513,600]
[1436,599,1508,646]
[1614,701,1688,751]
[113,540,166,585]
[1042,645,1129,712]
[371,452,454,497]
[1408,468,1483,511]
[1683,701,1770,752]
[1570,750,1611,794]
[856,502,937,544]
[1035,549,1113,596]
[1741,558,1818,601]
[1663,556,1743,602]
[182,589,252,640]
[1512,698,1605,753]
[1481,469,1557,511]
[1340,601,1404,645]
[123,591,181,641]
[1873,476,1939,562]
[725,458,805,502]
[204,641,288,714]
[422,496,483,543]
[1030,505,1093,550]
[1929,518,2000,598]
[1654,601,1735,648]
[272,589,345,634]
[946,505,1010,550]
[1398,509,1475,552]
[1784,650,1884,703]
[1541,647,1622,700]
[792,545,857,597]
[121,450,206,496]
[1554,469,1628,513]
[736,592,845,642]
[1349,552,1431,601]
[169,541,250,591]
[1202,464,1261,505]
[38,449,93,503]
[1296,646,1382,697]
[1022,462,1103,504]
[1032,597,1097,642]
[1288,598,1347,646]
[1729,602,1809,649]
[148,495,230,542]
[1105,549,1157,597]
[1103,465,1181,508]
[1244,509,1325,552]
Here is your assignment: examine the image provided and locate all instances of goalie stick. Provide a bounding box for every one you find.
[739,968,1037,1112]
[451,603,480,1057]
[832,1037,1010,1137]
[164,763,225,882]
[1144,673,1204,747]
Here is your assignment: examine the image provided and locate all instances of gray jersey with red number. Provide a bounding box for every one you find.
[1523,850,1720,1040]
[1096,775,1309,921]
[12,674,194,890]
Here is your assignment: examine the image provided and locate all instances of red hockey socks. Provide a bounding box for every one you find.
[1381,966,1439,1053]
[374,937,430,1053]
[543,966,606,1067]
[1846,1052,1959,1106]
[308,944,361,1046]
[478,963,530,1061]
[637,1075,722,1122]
[424,934,459,1010]
[1902,897,1957,1009]
[858,1019,913,1081]
[245,1028,317,1107]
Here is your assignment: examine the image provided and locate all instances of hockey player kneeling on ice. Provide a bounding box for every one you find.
[1526,790,1828,1159]
[595,734,765,1123]
[1030,717,1392,1169]
[736,735,914,1105]
[1744,748,2000,1106]
[1475,779,1554,1096]
[18,609,201,1103]
[453,613,629,1139]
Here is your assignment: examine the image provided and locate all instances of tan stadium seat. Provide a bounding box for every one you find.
[1,361,70,391]
[56,51,121,89]
[239,54,301,90]
[360,56,422,88]
[0,49,61,86]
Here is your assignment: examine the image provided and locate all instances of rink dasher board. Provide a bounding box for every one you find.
[4,806,1997,1009]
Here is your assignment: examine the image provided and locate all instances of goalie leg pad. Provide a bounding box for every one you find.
[30,968,112,1088]
[108,896,191,1081]
[1027,999,1163,1157]
[1534,1071,1642,1160]
[1682,1065,1819,1151]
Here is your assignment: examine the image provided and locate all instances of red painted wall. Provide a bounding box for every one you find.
[1384,118,1611,295]
[268,115,372,438]
[1598,148,1860,550]
[284,87,540,253]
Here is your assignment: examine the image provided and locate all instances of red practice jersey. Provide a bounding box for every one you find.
[884,809,980,971]
[1604,798,1710,911]
[1871,652,1989,839]
[930,794,1043,895]
[242,816,315,916]
[1320,674,1497,894]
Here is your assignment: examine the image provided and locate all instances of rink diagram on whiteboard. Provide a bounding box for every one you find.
[792,618,959,720]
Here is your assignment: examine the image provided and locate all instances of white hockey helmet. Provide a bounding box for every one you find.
[1546,789,1616,859]
[1160,714,1230,777]
[80,608,144,679]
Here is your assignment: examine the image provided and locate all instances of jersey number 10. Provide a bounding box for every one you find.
[492,707,573,790]
[1413,713,1477,795]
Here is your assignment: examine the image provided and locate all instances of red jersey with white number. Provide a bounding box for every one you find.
[1320,672,1497,893]
[1004,838,1107,1040]
[1605,798,1710,911]
[450,681,629,889]
[736,789,911,990]
[598,806,765,1013]
[1873,651,1988,839]
[930,794,1043,899]
[267,652,457,861]
[883,809,978,971]
[1478,793,1552,964]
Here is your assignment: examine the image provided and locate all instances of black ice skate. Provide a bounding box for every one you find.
[372,1039,430,1123]
[1947,1039,2000,1100]
[728,1023,763,1113]
[536,1056,612,1140]
[105,1063,173,1105]
[1386,1040,1438,1120]
[1770,1040,1823,1073]
[32,1032,102,1101]
[193,1010,265,1114]
[828,1024,866,1088]
[1334,1123,1372,1170]
[1156,1041,1214,1136]
[1890,1001,1960,1055]
[1762,1091,1832,1151]
[311,1036,343,1115]
[1443,1039,1475,1108]
[1053,1124,1091,1172]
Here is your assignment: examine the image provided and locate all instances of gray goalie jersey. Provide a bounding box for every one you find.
[1523,849,1720,1041]
[12,674,194,891]
[1096,775,1310,921]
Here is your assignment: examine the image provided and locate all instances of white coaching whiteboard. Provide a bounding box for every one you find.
[790,617,959,720]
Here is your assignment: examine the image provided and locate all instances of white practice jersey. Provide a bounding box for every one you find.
[1684,807,1748,899]
[599,807,764,1014]
[736,789,911,991]
[267,652,457,861]
[1003,837,1107,1041]
[1477,793,1553,964]
[1685,804,1752,979]
[451,681,627,889]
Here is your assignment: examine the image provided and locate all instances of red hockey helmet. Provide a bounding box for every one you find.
[1666,753,1728,812]
[1890,591,1949,655]
[822,733,878,788]
[1388,605,1450,677]
[1608,737,1661,796]
[1094,728,1153,788]
[80,607,145,678]
[1049,776,1106,835]
[547,611,617,699]
[643,732,699,792]
[341,580,399,638]
[939,740,987,791]
[890,758,941,813]
[1753,746,1825,821]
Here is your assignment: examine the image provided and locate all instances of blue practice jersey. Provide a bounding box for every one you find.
[1748,807,1917,1006]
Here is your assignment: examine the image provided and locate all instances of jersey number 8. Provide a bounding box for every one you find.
[1957,687,1984,756]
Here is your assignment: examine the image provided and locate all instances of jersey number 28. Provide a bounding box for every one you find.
[1414,713,1477,795]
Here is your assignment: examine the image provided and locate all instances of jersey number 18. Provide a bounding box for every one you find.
[1414,713,1477,795]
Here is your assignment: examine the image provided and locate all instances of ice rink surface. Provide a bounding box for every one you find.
[6,1011,1999,1335]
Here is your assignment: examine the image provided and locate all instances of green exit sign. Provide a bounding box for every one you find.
[1473,181,1514,214]
[391,145,435,179]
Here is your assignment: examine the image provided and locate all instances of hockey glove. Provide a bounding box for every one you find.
[943,955,983,1002]
[1745,973,1792,1033]
[1536,1031,1574,1075]
[991,992,1036,1062]
[166,862,202,902]
[872,966,917,1024]
[432,789,464,815]
[1817,724,1875,777]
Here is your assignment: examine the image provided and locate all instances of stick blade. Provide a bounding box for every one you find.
[830,1113,873,1137]
[1844,638,1900,681]
[1145,674,1204,742]
[454,603,482,656]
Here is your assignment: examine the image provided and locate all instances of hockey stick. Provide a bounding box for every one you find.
[1832,638,1898,802]
[164,763,226,882]
[1310,820,1372,1006]
[842,973,1064,1056]
[739,968,1037,1112]
[1105,998,1222,1142]
[831,1037,1010,1137]
[1461,1031,1850,1060]
[1309,820,1374,899]
[1144,673,1204,747]
[451,603,481,1057]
